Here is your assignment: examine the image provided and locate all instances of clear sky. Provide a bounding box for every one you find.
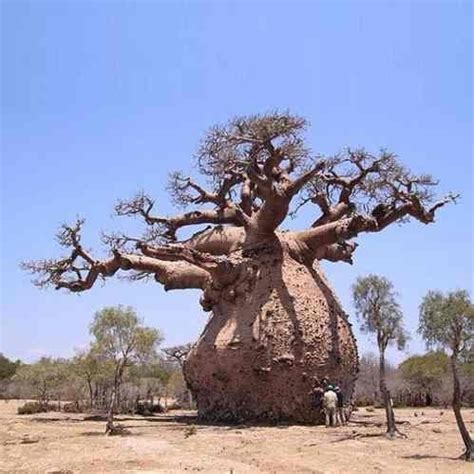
[1,0,472,364]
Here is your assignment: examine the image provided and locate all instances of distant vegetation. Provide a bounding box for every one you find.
[355,351,473,408]
[1,290,472,455]
[0,309,193,426]
[2,347,472,412]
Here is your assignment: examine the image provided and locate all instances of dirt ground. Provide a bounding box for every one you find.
[1,401,472,473]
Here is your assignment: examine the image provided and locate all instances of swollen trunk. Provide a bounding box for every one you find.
[184,245,358,423]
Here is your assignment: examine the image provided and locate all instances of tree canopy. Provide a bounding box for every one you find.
[352,275,408,352]
[90,306,163,364]
[419,290,474,355]
[399,351,449,392]
[22,112,457,310]
[0,353,20,380]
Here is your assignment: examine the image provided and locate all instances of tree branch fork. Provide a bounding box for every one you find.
[22,113,458,309]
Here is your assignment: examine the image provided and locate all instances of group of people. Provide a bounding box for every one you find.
[313,377,347,427]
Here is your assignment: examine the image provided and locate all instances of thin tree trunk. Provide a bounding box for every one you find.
[105,363,125,435]
[187,389,193,410]
[451,352,473,461]
[105,380,118,434]
[379,349,396,437]
[87,379,94,409]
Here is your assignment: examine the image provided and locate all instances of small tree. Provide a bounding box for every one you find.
[163,343,194,408]
[419,290,474,461]
[15,357,68,406]
[90,305,163,434]
[72,350,104,409]
[352,275,408,437]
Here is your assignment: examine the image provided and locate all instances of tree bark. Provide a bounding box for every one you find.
[184,241,359,423]
[87,379,94,409]
[105,363,125,435]
[378,348,397,437]
[451,352,474,461]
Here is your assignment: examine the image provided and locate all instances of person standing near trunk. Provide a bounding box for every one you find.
[334,385,346,425]
[323,386,338,427]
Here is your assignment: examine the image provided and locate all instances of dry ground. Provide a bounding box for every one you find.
[1,401,473,473]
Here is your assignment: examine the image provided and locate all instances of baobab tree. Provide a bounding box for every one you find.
[22,112,457,423]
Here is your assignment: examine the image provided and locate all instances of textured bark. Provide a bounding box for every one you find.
[184,241,358,423]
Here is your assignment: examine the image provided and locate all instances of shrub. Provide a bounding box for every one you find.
[17,401,52,415]
[63,402,83,413]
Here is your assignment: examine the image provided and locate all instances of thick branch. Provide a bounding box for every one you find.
[315,241,358,264]
[180,226,245,255]
[292,193,457,258]
[38,252,208,292]
[22,220,211,293]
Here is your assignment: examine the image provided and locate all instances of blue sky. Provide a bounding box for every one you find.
[1,0,472,364]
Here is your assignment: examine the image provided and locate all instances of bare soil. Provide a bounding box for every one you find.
[1,401,472,473]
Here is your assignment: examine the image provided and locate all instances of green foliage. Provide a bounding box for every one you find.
[14,357,70,402]
[352,274,408,351]
[90,305,163,364]
[419,290,474,354]
[399,351,449,391]
[0,353,21,380]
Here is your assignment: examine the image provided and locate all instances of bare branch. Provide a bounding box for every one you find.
[21,221,211,294]
[116,191,247,241]
[293,190,458,257]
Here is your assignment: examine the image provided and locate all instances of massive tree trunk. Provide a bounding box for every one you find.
[184,241,359,423]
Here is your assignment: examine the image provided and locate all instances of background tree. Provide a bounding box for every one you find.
[23,112,456,423]
[90,306,163,434]
[163,343,194,408]
[163,344,193,368]
[352,275,408,437]
[353,352,398,407]
[0,354,21,381]
[14,357,69,406]
[399,352,450,406]
[419,290,474,461]
[72,349,105,409]
[0,354,22,400]
[127,358,171,412]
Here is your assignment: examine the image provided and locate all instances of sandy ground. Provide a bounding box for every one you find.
[1,401,473,473]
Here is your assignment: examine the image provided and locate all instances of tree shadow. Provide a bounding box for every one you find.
[30,416,82,423]
[330,432,386,442]
[401,454,461,461]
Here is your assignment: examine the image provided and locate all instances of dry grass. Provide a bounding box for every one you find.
[1,400,472,473]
